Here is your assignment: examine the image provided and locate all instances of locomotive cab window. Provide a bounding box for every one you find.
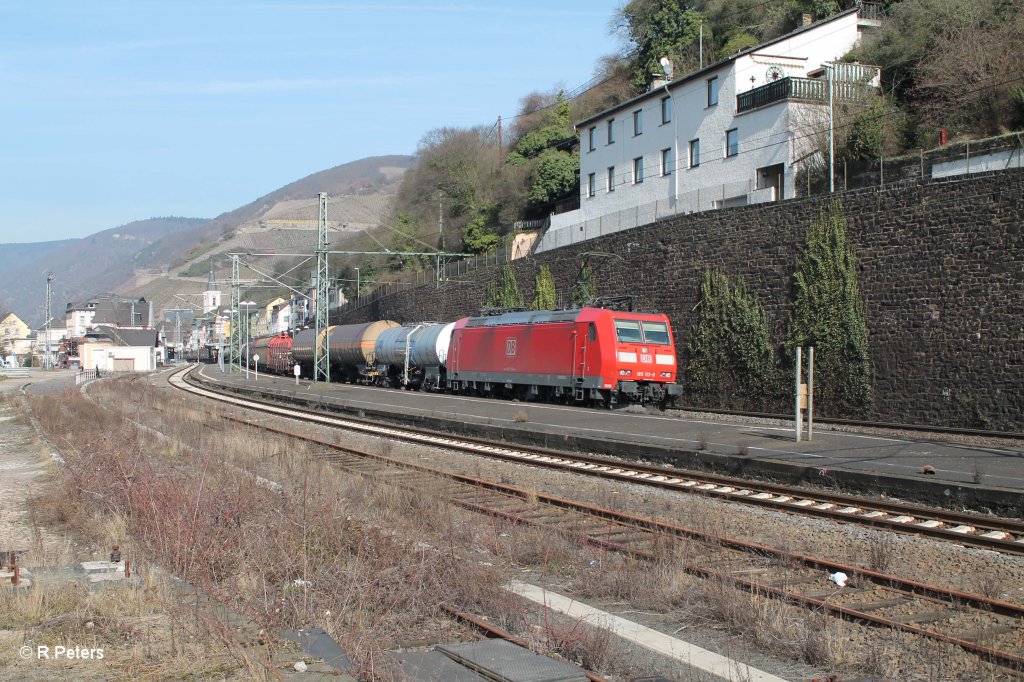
[614,319,643,343]
[588,323,597,341]
[641,321,670,345]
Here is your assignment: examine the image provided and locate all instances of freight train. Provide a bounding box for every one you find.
[244,306,682,408]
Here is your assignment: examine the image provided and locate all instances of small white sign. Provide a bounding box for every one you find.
[252,353,260,363]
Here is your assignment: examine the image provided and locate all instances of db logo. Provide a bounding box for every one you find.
[505,338,517,356]
[640,354,653,364]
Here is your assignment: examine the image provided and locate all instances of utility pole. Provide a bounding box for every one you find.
[699,20,703,69]
[497,115,503,171]
[44,274,53,369]
[438,192,445,251]
[313,192,330,383]
[166,308,191,364]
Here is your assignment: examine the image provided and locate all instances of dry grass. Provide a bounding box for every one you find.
[18,381,522,679]
[864,532,898,573]
[0,569,260,679]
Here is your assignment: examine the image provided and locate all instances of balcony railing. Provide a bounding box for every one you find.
[737,76,878,113]
[859,2,885,22]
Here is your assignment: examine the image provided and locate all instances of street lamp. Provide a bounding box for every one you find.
[44,274,53,370]
[825,61,834,193]
[240,301,256,379]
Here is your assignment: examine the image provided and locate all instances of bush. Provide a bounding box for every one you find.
[684,270,779,410]
[786,199,873,417]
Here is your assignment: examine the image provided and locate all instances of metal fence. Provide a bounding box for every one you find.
[335,247,516,316]
[801,133,1024,196]
[536,179,776,253]
[538,133,1024,253]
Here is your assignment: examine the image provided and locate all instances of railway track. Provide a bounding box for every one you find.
[164,366,1024,672]
[681,405,1024,442]
[174,365,1024,556]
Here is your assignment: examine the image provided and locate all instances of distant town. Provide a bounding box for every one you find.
[0,267,307,372]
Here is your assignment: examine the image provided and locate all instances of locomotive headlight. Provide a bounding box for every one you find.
[619,369,631,376]
[661,372,672,378]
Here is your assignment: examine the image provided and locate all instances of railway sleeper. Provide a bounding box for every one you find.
[888,609,960,625]
[845,597,910,612]
[959,624,1017,643]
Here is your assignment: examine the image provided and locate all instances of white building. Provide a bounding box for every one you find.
[203,268,222,314]
[81,326,161,372]
[65,294,152,335]
[538,8,880,252]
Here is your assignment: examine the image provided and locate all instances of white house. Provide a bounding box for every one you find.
[81,326,160,372]
[538,7,880,252]
[65,294,152,335]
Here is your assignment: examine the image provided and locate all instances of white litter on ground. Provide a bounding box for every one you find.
[828,571,848,587]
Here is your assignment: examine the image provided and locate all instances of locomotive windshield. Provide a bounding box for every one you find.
[613,319,643,343]
[641,321,670,345]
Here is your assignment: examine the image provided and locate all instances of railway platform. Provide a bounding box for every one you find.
[194,364,1024,515]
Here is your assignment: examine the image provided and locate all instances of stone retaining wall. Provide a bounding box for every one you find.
[337,168,1024,430]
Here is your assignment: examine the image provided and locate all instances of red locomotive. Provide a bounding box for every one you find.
[447,307,681,407]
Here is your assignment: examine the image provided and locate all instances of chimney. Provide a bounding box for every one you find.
[802,13,812,26]
[650,56,674,91]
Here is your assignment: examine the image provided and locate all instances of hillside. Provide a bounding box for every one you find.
[166,155,413,273]
[1,217,208,328]
[165,155,413,302]
[0,155,414,329]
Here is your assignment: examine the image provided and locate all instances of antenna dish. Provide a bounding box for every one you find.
[659,57,674,79]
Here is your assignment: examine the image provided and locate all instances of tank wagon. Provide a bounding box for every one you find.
[373,322,455,390]
[447,307,681,407]
[291,321,400,382]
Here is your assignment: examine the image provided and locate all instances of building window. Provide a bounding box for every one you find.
[633,156,644,184]
[633,109,643,136]
[688,139,700,168]
[661,96,672,124]
[726,128,739,157]
[587,173,596,198]
[588,126,596,152]
[707,76,719,106]
[607,166,615,192]
[661,148,672,176]
[607,118,616,144]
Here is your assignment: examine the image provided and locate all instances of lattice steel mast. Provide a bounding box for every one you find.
[229,255,241,372]
[313,193,330,383]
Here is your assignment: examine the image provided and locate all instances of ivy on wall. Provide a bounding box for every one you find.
[570,259,597,307]
[684,270,779,410]
[531,265,557,311]
[787,199,873,417]
[485,265,525,309]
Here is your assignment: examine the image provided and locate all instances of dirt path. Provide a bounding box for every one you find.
[0,373,77,564]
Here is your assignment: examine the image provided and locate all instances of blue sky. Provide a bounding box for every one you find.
[0,1,625,243]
